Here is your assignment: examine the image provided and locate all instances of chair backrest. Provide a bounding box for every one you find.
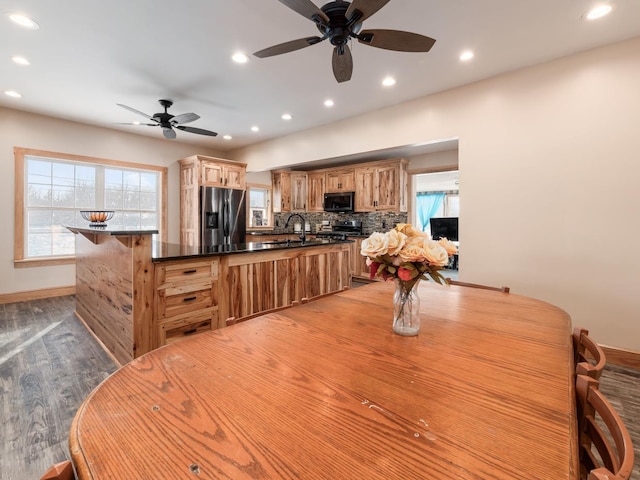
[446,279,510,293]
[225,302,298,327]
[572,327,607,380]
[575,375,635,480]
[40,461,74,480]
[301,286,349,304]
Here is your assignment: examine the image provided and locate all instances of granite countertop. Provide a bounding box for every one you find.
[152,238,353,262]
[65,225,159,235]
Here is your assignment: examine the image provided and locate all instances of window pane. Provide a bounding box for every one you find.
[250,188,268,208]
[28,184,51,207]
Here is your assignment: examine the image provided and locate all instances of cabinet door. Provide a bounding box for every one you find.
[272,173,291,212]
[307,172,325,212]
[201,162,225,187]
[225,165,246,189]
[354,167,376,212]
[376,165,400,211]
[290,173,307,211]
[326,169,355,192]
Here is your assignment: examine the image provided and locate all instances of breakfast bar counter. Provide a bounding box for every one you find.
[69,281,578,479]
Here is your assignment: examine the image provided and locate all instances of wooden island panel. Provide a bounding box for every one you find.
[221,243,350,321]
[73,232,154,365]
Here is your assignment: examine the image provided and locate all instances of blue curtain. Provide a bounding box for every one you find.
[416,193,445,232]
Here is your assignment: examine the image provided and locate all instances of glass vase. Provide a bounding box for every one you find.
[393,279,421,336]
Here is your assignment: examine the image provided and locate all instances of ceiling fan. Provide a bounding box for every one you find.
[116,99,218,139]
[253,0,436,83]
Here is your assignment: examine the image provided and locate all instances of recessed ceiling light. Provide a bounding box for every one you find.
[12,55,30,66]
[382,76,396,87]
[584,4,612,20]
[223,135,232,140]
[5,90,22,98]
[251,126,259,132]
[459,50,474,62]
[7,13,40,30]
[281,113,292,120]
[133,121,141,125]
[232,52,249,64]
[324,99,334,107]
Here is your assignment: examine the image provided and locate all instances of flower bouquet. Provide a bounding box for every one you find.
[360,223,458,335]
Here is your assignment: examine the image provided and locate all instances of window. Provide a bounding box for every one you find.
[247,184,272,228]
[14,147,167,266]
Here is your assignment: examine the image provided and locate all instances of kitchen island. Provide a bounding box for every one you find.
[67,226,351,365]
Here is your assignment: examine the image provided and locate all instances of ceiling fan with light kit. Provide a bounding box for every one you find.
[253,0,436,83]
[116,99,218,139]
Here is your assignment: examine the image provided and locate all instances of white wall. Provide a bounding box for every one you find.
[0,107,222,296]
[231,37,640,351]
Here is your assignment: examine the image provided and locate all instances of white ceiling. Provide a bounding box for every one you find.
[2,0,639,152]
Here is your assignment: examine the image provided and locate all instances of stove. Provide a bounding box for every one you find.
[315,220,363,240]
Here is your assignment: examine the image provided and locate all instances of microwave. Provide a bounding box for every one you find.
[323,192,355,213]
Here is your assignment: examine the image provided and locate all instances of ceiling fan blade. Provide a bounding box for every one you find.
[116,103,153,120]
[176,126,218,137]
[171,112,200,125]
[113,122,158,126]
[357,29,436,52]
[254,36,323,58]
[332,45,353,83]
[277,0,329,24]
[162,127,176,139]
[346,0,390,23]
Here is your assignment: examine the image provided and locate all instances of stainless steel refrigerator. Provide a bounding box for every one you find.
[200,186,246,246]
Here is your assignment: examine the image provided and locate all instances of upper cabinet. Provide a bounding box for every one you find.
[325,169,355,193]
[354,160,408,213]
[200,158,246,190]
[272,171,307,212]
[307,172,326,212]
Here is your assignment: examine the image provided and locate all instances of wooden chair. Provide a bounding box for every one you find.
[301,286,349,304]
[572,327,607,380]
[40,461,74,480]
[225,302,298,326]
[575,375,635,480]
[446,279,510,293]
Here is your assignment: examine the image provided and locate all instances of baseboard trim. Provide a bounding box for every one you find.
[601,345,640,370]
[0,285,76,305]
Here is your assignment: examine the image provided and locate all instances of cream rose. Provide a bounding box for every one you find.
[424,240,450,266]
[398,243,426,262]
[360,232,389,258]
[438,237,458,256]
[385,229,407,256]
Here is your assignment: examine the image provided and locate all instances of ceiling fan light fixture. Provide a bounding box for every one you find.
[7,13,39,30]
[382,76,396,87]
[584,4,612,20]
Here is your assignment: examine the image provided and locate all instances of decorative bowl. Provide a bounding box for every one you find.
[80,210,114,227]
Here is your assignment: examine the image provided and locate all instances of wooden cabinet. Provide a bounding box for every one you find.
[325,169,355,193]
[348,237,371,279]
[307,172,325,212]
[179,155,247,246]
[201,159,246,189]
[272,171,307,212]
[355,160,408,213]
[155,258,220,347]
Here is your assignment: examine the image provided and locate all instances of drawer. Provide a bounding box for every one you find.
[157,281,215,319]
[156,260,219,285]
[160,310,217,345]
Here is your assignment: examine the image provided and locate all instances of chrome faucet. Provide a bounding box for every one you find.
[284,213,306,243]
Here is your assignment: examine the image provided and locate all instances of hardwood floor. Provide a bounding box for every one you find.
[1,295,638,479]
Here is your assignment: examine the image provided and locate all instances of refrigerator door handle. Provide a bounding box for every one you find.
[223,198,230,242]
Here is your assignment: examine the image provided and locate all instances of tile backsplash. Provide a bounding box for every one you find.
[272,211,408,235]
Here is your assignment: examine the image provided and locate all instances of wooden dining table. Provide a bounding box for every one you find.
[69,281,579,479]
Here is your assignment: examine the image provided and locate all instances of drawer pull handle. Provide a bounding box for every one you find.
[183,329,197,335]
[183,296,197,302]
[183,269,197,274]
